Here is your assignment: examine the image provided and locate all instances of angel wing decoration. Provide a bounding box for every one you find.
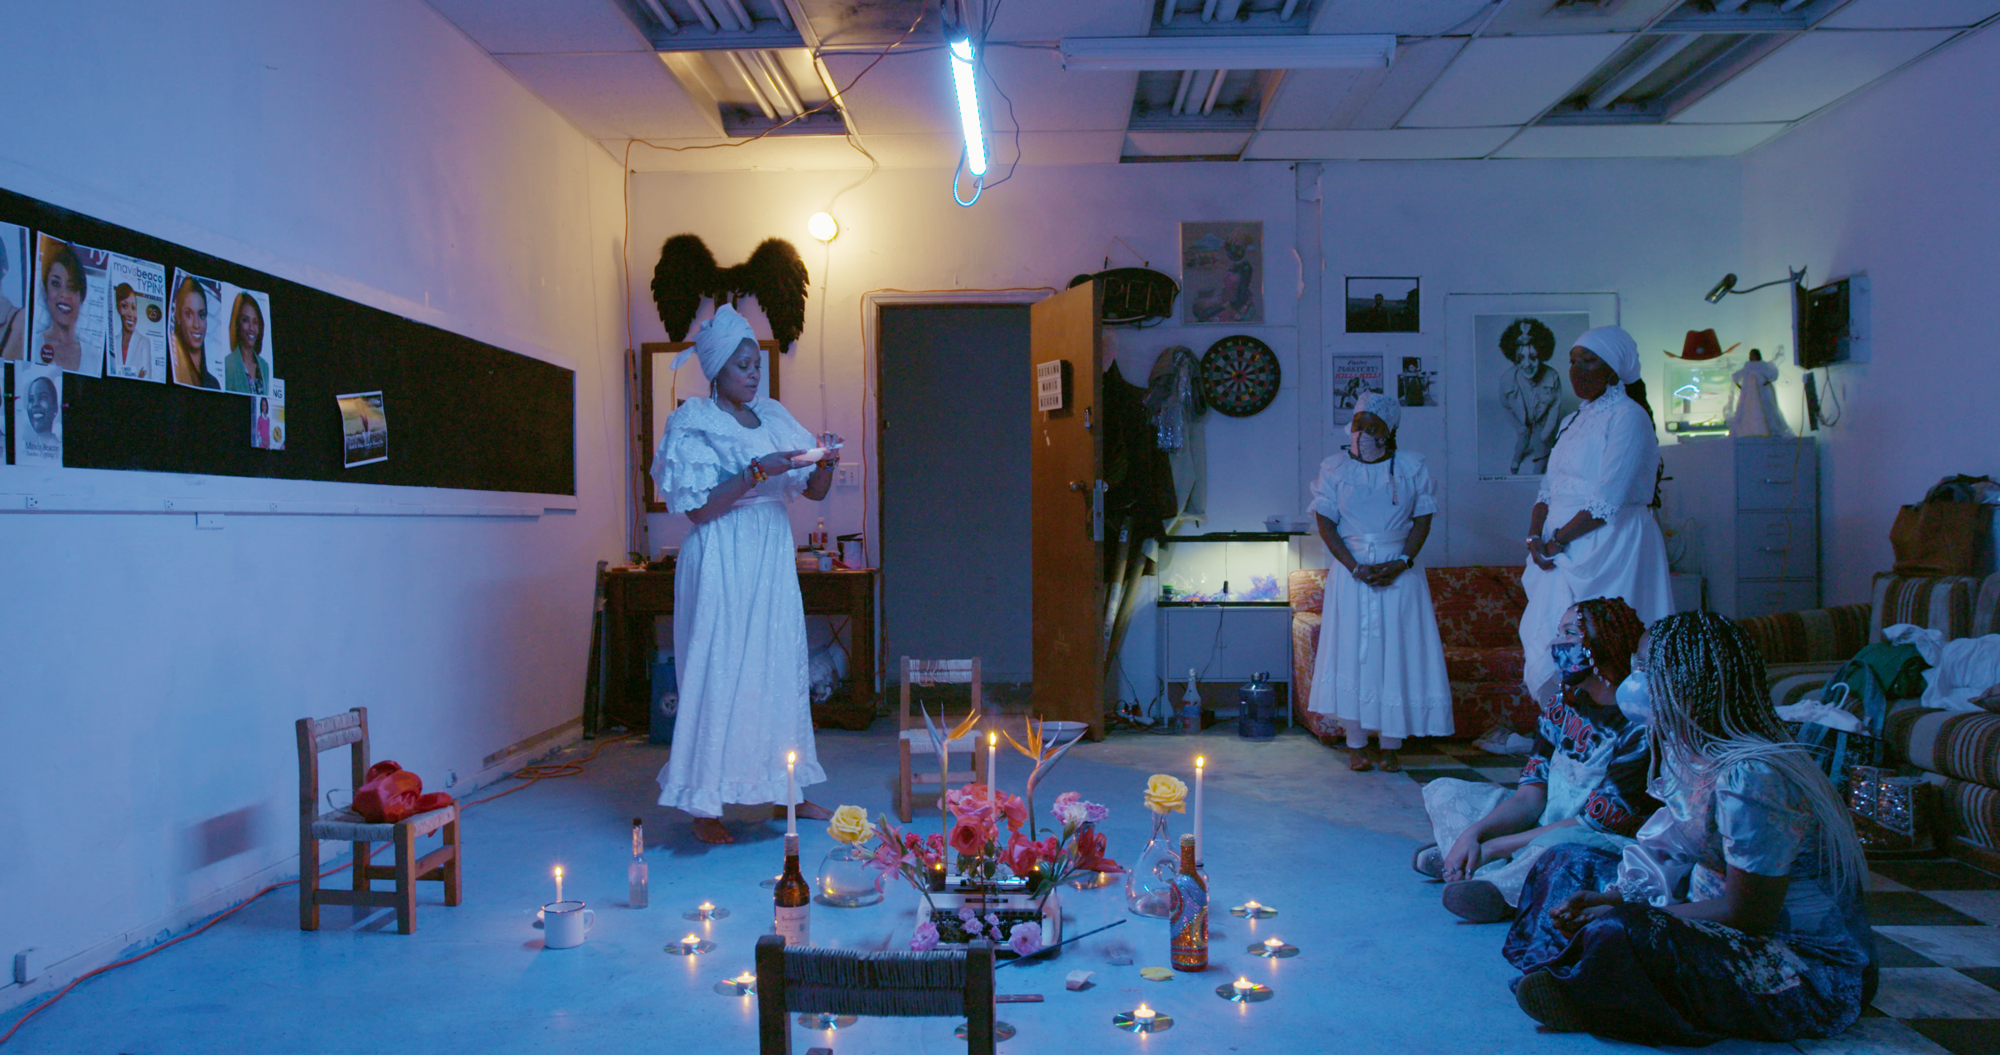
[649,234,810,350]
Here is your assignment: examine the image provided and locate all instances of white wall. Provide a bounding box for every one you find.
[1742,25,2000,604]
[0,0,626,1009]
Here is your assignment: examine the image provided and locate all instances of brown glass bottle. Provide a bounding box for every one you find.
[1169,833,1208,971]
[774,833,811,945]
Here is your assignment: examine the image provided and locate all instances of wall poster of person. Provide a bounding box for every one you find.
[1474,312,1591,479]
[105,253,168,381]
[1345,277,1419,333]
[218,283,273,395]
[1330,354,1383,418]
[1397,355,1440,407]
[16,363,63,465]
[337,390,386,467]
[168,269,223,390]
[0,222,28,360]
[1180,221,1262,324]
[253,379,286,450]
[30,235,110,376]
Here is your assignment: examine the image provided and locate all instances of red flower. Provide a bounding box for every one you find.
[949,819,992,857]
[945,784,998,827]
[1073,828,1123,874]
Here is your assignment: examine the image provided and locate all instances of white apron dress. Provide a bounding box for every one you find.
[1519,388,1674,698]
[650,396,826,817]
[1306,450,1454,740]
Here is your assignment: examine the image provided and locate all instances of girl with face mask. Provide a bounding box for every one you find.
[1306,391,1452,773]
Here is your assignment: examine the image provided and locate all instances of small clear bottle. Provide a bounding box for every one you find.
[628,817,649,909]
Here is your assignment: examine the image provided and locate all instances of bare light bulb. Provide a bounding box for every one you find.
[808,212,838,242]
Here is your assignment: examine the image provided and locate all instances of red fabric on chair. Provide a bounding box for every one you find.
[352,761,454,823]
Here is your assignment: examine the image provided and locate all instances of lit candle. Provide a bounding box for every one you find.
[554,865,564,904]
[1234,977,1253,991]
[699,901,714,919]
[1133,1004,1156,1022]
[1194,756,1205,864]
[735,971,755,986]
[1263,937,1283,950]
[1243,899,1260,913]
[786,751,798,836]
[987,731,998,828]
[682,934,701,954]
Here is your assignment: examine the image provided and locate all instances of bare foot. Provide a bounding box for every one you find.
[775,801,834,822]
[692,818,734,844]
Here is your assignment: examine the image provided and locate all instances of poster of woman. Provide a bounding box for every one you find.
[105,253,168,381]
[16,363,63,465]
[0,222,27,360]
[338,390,386,467]
[219,283,273,394]
[253,379,286,450]
[30,235,109,375]
[1474,312,1590,479]
[168,269,222,389]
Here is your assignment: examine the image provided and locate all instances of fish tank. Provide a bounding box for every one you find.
[1663,357,1734,437]
[1156,532,1295,605]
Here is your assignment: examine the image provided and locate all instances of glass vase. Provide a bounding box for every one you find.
[1124,812,1178,917]
[816,844,883,907]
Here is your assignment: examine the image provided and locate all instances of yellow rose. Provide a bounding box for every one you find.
[827,804,871,844]
[1143,774,1188,815]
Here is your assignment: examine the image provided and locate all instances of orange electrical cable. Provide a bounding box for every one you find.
[0,732,638,1047]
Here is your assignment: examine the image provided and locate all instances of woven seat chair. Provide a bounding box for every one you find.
[296,707,461,934]
[896,657,987,822]
[755,934,996,1055]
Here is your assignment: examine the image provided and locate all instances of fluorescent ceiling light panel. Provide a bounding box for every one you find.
[1495,123,1790,159]
[1060,35,1397,71]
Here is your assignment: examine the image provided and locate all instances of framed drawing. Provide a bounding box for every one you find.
[1179,221,1262,325]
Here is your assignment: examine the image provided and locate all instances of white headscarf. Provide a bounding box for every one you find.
[1352,390,1401,432]
[673,303,757,380]
[1573,325,1640,385]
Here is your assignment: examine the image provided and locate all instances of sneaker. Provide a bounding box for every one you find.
[1513,970,1586,1032]
[1442,879,1515,923]
[1411,843,1443,880]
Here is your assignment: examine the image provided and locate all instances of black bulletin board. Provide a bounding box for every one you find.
[1,187,575,496]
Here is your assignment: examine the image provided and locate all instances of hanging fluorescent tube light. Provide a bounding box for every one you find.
[949,35,988,177]
[1059,34,1395,72]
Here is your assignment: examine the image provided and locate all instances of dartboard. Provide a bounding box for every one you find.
[1198,335,1281,417]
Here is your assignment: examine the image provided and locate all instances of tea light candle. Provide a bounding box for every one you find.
[1233,977,1253,992]
[786,752,797,836]
[1244,899,1261,914]
[699,901,714,917]
[554,865,563,904]
[1263,937,1282,951]
[681,934,702,954]
[1133,1004,1156,1023]
[713,970,758,997]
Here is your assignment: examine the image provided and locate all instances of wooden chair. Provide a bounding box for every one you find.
[755,934,995,1055]
[897,657,987,823]
[296,707,461,934]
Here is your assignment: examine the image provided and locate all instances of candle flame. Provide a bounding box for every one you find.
[699,901,713,910]
[1264,937,1282,947]
[1196,755,1205,769]
[988,731,997,746]
[737,971,755,983]
[554,866,563,878]
[684,934,699,943]
[1236,977,1251,987]
[787,750,797,765]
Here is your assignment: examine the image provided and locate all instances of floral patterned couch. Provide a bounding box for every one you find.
[1288,566,1536,742]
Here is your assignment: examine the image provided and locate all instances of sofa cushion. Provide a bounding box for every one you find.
[1871,573,1980,643]
[1936,777,2000,853]
[1737,604,1871,666]
[1443,646,1525,685]
[1429,566,1529,650]
[1886,707,2000,787]
[1289,570,1325,617]
[1291,612,1321,694]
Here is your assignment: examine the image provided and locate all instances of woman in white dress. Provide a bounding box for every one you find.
[1308,391,1453,772]
[651,304,838,844]
[1519,326,1673,701]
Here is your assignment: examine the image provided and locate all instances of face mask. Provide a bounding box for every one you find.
[1350,429,1386,461]
[1614,670,1651,725]
[1550,641,1594,686]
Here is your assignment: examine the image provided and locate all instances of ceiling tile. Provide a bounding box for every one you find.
[1481,0,1681,36]
[498,53,720,139]
[978,47,1139,131]
[1349,36,1468,128]
[1671,28,1956,124]
[424,0,648,54]
[1820,0,2000,29]
[1243,127,1515,159]
[1495,123,1790,158]
[1122,130,1255,158]
[1308,0,1494,37]
[985,0,1154,41]
[1400,34,1629,127]
[1260,67,1392,130]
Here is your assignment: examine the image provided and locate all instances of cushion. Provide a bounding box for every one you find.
[1886,707,2000,787]
[311,804,455,843]
[1871,574,1979,643]
[1288,570,1325,617]
[1736,604,1872,665]
[1429,566,1529,650]
[1442,646,1524,685]
[1936,776,2000,852]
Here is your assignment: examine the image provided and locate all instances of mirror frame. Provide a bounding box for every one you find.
[639,339,780,512]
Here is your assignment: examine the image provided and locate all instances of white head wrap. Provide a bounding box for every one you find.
[1573,325,1640,385]
[1351,390,1401,432]
[673,303,757,380]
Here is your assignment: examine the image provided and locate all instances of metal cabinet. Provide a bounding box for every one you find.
[1660,437,1819,619]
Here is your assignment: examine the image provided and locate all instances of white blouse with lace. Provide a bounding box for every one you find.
[1536,387,1658,523]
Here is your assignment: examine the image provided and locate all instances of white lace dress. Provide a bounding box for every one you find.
[1305,450,1454,740]
[1519,388,1674,696]
[651,396,826,817]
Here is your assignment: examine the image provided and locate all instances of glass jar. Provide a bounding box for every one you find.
[1124,812,1178,917]
[816,844,883,907]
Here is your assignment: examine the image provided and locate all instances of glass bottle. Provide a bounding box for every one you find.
[1125,811,1178,917]
[1169,833,1208,971]
[774,833,811,945]
[628,817,649,909]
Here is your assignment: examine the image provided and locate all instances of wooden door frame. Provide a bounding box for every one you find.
[863,289,1053,697]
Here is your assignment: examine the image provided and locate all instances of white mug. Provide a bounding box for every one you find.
[543,900,594,949]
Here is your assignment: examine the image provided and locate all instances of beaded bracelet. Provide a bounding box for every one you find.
[747,461,768,486]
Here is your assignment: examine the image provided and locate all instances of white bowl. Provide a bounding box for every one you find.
[1042,721,1088,746]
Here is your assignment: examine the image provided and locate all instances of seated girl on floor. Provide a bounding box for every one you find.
[1413,597,1656,923]
[1503,609,1876,1046]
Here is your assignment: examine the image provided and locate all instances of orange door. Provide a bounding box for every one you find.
[1029,282,1106,737]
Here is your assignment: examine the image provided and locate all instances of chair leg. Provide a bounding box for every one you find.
[897,741,914,823]
[756,935,790,1055]
[394,823,418,934]
[299,834,320,931]
[352,841,370,893]
[443,814,462,907]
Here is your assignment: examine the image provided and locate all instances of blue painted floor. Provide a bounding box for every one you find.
[3,726,1943,1053]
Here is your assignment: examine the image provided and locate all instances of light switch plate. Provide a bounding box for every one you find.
[14,948,38,985]
[835,465,860,488]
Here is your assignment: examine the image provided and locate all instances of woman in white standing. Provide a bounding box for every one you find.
[1519,325,1673,702]
[1308,391,1453,772]
[651,304,838,844]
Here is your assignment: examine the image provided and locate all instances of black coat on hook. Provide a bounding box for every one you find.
[650,234,809,350]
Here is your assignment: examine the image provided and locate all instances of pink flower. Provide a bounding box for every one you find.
[1007,922,1043,957]
[945,784,997,826]
[910,921,939,952]
[1051,792,1109,828]
[949,819,993,857]
[998,832,1043,877]
[1074,828,1123,874]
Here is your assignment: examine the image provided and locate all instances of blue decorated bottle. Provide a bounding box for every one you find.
[1169,834,1208,971]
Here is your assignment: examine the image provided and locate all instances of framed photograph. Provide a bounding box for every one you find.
[1345,277,1419,333]
[1397,355,1440,407]
[1443,293,1619,483]
[1180,221,1262,324]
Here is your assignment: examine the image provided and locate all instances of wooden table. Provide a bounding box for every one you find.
[598,566,879,733]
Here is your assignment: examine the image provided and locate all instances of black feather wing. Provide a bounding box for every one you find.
[738,238,810,350]
[650,234,718,341]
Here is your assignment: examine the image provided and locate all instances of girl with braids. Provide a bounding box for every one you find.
[1504,610,1875,1046]
[1306,391,1452,772]
[1416,597,1657,923]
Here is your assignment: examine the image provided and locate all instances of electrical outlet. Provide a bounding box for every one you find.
[446,771,458,788]
[22,496,38,510]
[835,465,860,488]
[196,513,224,530]
[14,948,39,985]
